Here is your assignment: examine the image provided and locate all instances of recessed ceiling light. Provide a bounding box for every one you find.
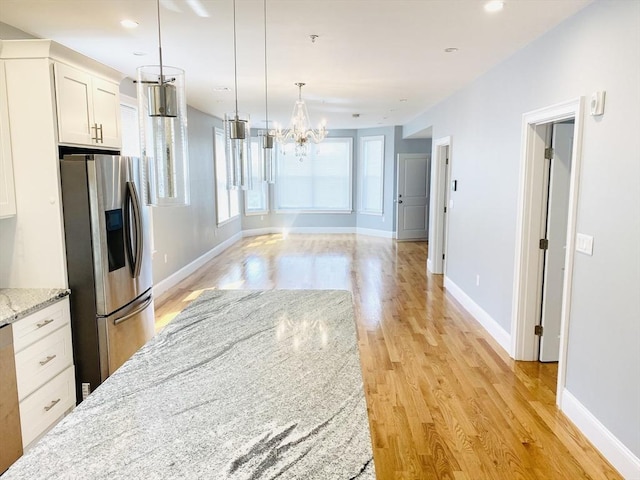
[399,99,408,102]
[120,19,139,28]
[444,47,459,53]
[484,1,505,13]
[213,86,231,92]
[133,51,147,56]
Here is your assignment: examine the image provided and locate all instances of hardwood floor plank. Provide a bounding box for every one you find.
[154,235,622,479]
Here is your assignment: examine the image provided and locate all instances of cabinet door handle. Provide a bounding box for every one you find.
[91,123,99,142]
[39,354,57,366]
[99,123,104,143]
[44,398,61,412]
[36,318,55,328]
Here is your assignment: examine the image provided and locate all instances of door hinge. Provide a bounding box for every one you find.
[446,157,449,165]
[544,147,553,160]
[539,238,549,250]
[444,206,447,213]
[442,254,445,260]
[535,325,543,336]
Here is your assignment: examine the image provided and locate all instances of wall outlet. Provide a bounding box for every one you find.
[476,274,480,286]
[164,253,168,263]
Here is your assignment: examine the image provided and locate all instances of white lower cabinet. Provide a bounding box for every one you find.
[12,298,76,449]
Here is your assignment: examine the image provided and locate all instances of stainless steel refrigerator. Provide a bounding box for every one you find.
[60,154,155,401]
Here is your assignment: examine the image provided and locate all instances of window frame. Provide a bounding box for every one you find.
[274,137,354,214]
[244,137,270,216]
[358,135,385,216]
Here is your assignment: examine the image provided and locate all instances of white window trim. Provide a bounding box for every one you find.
[358,135,385,216]
[274,137,354,213]
[214,127,240,225]
[244,138,270,216]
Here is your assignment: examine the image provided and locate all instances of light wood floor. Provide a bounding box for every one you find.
[154,234,621,480]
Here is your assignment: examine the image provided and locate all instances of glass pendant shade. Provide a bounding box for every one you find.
[137,65,189,206]
[258,130,275,183]
[224,112,252,190]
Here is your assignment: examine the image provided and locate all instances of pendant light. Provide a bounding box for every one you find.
[137,0,189,206]
[258,0,275,183]
[225,0,252,190]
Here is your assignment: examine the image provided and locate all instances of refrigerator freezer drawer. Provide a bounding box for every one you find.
[98,294,155,377]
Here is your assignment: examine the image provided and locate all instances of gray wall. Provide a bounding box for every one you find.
[404,0,640,458]
[151,106,241,283]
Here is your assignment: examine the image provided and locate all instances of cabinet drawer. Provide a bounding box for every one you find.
[12,298,70,352]
[15,324,73,401]
[19,365,75,448]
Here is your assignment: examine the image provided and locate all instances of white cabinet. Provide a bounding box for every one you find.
[55,62,120,149]
[12,298,75,449]
[0,60,17,218]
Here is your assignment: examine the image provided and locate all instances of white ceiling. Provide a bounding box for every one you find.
[0,0,591,132]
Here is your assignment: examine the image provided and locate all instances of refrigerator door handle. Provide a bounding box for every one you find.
[124,181,144,278]
[113,295,153,326]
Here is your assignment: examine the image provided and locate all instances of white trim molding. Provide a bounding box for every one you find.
[562,390,640,479]
[429,136,452,274]
[510,97,585,408]
[444,276,511,353]
[153,232,243,298]
[242,226,396,238]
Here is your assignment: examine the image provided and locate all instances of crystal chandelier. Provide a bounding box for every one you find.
[274,82,328,159]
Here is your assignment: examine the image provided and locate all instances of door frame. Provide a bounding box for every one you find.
[427,136,452,274]
[511,98,584,407]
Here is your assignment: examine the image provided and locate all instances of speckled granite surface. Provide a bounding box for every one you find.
[3,289,375,479]
[0,288,70,327]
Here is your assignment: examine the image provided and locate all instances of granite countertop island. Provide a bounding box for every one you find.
[0,288,70,327]
[3,289,376,479]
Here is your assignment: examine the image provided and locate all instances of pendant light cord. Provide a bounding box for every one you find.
[156,0,164,83]
[264,0,269,130]
[233,0,239,117]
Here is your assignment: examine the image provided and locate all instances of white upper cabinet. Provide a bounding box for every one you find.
[0,60,17,218]
[55,62,121,149]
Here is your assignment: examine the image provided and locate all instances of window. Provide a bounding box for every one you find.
[245,139,269,215]
[275,138,353,212]
[359,135,385,215]
[214,127,240,224]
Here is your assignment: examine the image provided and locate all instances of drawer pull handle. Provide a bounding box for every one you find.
[39,354,57,366]
[44,398,61,412]
[36,318,55,328]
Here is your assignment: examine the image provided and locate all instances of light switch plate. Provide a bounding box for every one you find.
[576,233,594,255]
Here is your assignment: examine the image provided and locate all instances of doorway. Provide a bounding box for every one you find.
[537,120,574,362]
[396,153,430,241]
[511,98,584,407]
[428,136,452,274]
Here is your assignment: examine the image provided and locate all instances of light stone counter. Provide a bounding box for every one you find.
[3,289,375,479]
[0,288,70,327]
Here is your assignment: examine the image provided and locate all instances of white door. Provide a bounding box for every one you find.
[539,121,574,362]
[441,147,451,272]
[396,153,429,240]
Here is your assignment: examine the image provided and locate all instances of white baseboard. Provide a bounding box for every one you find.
[242,226,395,239]
[153,232,243,298]
[443,276,511,353]
[562,390,640,479]
[427,258,434,273]
[355,227,395,239]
